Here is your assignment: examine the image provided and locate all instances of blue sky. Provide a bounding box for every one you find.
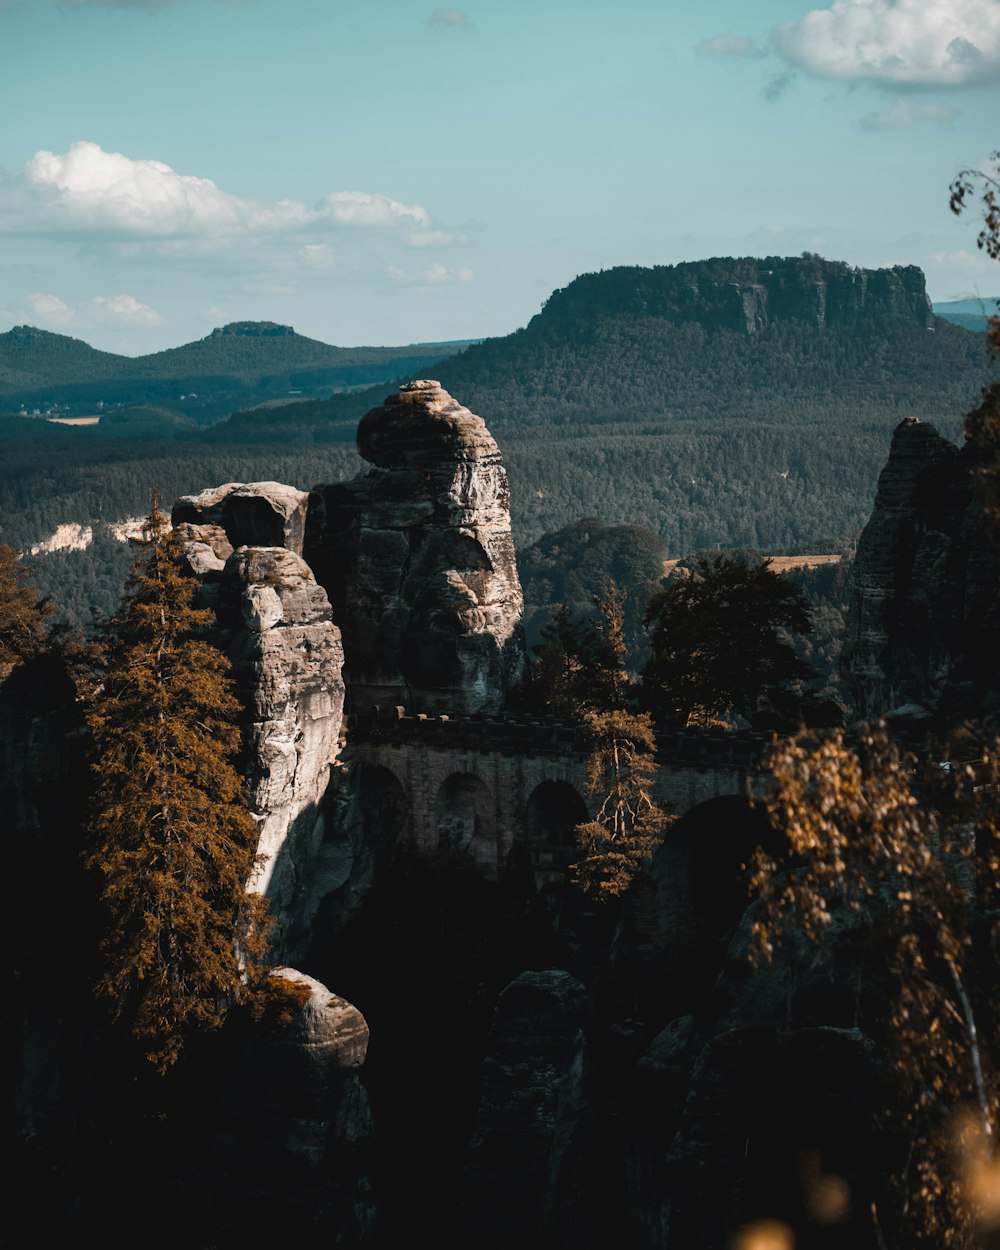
[1,0,998,353]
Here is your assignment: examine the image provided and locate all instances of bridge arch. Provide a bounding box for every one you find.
[523,779,589,890]
[359,764,411,866]
[435,772,499,874]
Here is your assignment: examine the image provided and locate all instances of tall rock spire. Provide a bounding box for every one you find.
[306,379,526,715]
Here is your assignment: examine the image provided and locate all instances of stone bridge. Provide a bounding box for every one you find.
[344,705,768,886]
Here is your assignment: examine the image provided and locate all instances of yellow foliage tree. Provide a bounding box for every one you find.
[85,503,270,1072]
[749,725,1000,1247]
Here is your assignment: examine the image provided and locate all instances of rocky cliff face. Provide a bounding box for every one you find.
[538,256,934,337]
[841,416,1000,728]
[306,379,526,714]
[172,486,346,962]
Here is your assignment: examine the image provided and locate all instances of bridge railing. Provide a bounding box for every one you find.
[345,704,768,769]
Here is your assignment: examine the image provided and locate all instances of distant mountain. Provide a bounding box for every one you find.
[0,325,126,391]
[932,298,998,333]
[6,257,998,633]
[215,255,992,440]
[0,321,475,420]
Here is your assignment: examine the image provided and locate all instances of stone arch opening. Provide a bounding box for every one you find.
[435,773,498,874]
[524,779,589,890]
[358,764,411,867]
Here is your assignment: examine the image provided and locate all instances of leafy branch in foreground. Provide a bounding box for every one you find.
[748,725,1000,1247]
[84,502,271,1072]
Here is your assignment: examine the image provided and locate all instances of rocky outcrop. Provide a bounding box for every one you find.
[306,380,526,714]
[461,969,593,1249]
[171,513,347,960]
[841,416,1000,728]
[173,480,311,556]
[537,257,934,338]
[210,967,376,1243]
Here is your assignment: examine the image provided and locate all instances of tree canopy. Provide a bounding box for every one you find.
[0,543,53,683]
[641,554,815,727]
[84,504,270,1071]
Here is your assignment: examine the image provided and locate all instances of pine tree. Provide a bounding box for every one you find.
[571,708,671,899]
[84,503,270,1072]
[0,543,53,684]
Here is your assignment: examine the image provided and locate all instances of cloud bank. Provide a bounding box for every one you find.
[773,0,1000,87]
[1,142,430,242]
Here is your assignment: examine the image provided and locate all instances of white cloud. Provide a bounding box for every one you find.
[695,33,764,58]
[320,190,429,228]
[424,262,473,284]
[89,293,165,325]
[427,8,473,31]
[861,98,960,127]
[300,242,336,268]
[23,292,75,326]
[388,263,474,285]
[0,142,431,244]
[772,0,1000,87]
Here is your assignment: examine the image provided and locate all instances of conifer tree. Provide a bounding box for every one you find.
[84,502,270,1072]
[572,708,671,899]
[0,543,53,684]
[642,555,814,727]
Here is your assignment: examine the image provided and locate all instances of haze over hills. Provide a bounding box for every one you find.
[0,320,475,420]
[932,296,999,334]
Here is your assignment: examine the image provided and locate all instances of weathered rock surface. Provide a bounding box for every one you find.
[182,541,346,960]
[173,480,311,555]
[538,257,934,338]
[841,416,1000,728]
[306,380,526,714]
[210,967,376,1243]
[461,968,593,1250]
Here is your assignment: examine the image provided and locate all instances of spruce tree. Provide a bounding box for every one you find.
[84,503,270,1072]
[0,543,53,684]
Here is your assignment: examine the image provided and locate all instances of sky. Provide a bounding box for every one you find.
[0,0,998,355]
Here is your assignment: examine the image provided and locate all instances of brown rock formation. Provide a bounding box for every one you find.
[841,416,1000,728]
[173,480,311,555]
[171,514,347,961]
[306,379,526,714]
[210,967,376,1243]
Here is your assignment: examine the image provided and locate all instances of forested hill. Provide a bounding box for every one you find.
[0,321,472,418]
[213,255,992,441]
[5,256,997,628]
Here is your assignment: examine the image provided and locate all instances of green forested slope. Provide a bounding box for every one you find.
[2,257,994,628]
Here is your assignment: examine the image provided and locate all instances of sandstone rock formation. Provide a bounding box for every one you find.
[171,503,347,960]
[306,379,526,714]
[841,416,1000,728]
[461,969,593,1249]
[210,967,376,1243]
[174,479,311,555]
[538,257,934,338]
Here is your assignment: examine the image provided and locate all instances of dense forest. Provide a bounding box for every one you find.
[1,256,994,632]
[0,321,471,421]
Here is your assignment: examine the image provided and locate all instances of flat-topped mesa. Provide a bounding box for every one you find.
[306,380,526,716]
[841,416,1000,730]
